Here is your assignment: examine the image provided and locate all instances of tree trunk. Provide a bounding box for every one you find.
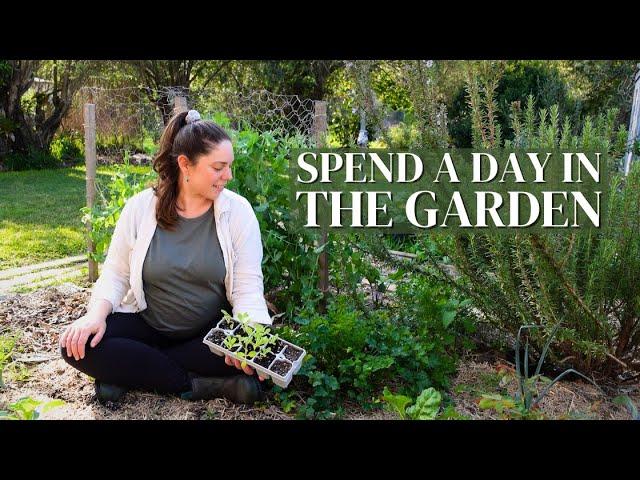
[2,61,85,159]
[1,60,38,154]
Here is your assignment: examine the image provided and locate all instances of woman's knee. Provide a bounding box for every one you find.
[60,343,79,360]
[60,344,77,365]
[60,344,90,366]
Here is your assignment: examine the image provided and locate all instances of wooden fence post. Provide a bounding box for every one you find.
[173,95,188,116]
[84,103,98,282]
[312,100,327,148]
[312,101,329,313]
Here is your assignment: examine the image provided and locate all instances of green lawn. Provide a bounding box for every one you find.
[0,165,150,270]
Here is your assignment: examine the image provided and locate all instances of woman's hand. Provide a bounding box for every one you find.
[59,313,107,361]
[224,355,266,381]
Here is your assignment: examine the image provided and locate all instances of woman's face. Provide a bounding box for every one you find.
[181,140,234,202]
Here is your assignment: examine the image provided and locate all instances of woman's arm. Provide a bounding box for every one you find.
[86,197,136,315]
[228,198,272,325]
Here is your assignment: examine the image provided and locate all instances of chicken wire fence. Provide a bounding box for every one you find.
[62,86,324,163]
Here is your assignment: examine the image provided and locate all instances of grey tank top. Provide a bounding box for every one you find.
[140,203,231,339]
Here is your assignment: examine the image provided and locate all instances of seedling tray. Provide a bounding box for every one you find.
[203,318,306,388]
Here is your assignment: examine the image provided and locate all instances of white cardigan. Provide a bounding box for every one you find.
[87,187,273,325]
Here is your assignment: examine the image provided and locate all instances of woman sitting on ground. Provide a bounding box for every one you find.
[60,109,273,406]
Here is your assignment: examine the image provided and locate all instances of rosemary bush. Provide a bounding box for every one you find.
[441,71,639,377]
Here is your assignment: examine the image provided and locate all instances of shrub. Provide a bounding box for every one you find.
[50,134,84,165]
[96,133,144,156]
[438,76,639,377]
[383,121,423,149]
[279,264,471,418]
[1,147,61,171]
[447,61,575,148]
[1,133,84,171]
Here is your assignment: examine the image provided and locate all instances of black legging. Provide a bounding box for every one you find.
[60,311,237,395]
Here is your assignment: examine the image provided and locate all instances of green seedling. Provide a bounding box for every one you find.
[0,396,65,420]
[220,310,280,369]
[222,335,238,351]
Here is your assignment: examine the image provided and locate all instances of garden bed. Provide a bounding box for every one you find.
[2,284,637,420]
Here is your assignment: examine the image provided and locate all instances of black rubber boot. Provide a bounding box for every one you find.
[184,373,265,405]
[95,379,129,405]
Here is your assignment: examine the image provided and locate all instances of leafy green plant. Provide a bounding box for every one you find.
[383,122,423,149]
[477,394,537,419]
[221,310,279,369]
[392,60,449,149]
[407,388,443,419]
[0,397,65,420]
[271,388,298,414]
[0,333,18,389]
[96,133,144,155]
[289,282,466,419]
[325,66,369,147]
[1,147,61,171]
[222,335,238,351]
[381,387,413,419]
[382,386,443,420]
[5,362,31,384]
[50,134,83,165]
[230,129,325,316]
[142,128,160,156]
[438,404,471,420]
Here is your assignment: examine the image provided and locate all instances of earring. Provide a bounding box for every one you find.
[186,176,190,183]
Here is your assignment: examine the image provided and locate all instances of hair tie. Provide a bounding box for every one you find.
[185,109,201,124]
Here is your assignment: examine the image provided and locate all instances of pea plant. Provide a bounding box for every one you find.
[221,311,279,369]
[81,161,156,263]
